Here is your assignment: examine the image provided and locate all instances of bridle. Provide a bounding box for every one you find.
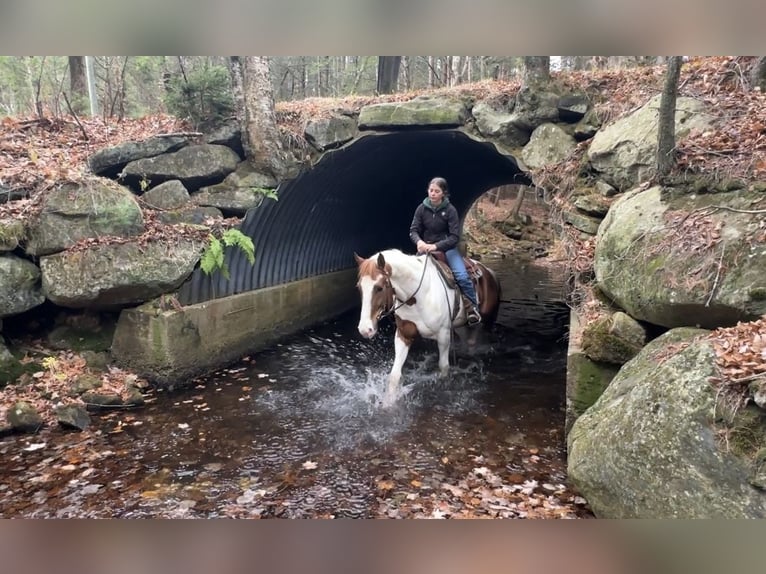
[376,253,431,320]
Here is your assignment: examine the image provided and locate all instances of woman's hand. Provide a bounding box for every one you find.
[417,240,437,254]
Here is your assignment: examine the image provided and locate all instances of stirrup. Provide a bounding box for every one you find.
[467,306,482,326]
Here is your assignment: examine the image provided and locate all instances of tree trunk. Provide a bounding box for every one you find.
[376,56,401,94]
[522,57,550,85]
[227,57,246,127]
[240,56,287,178]
[656,56,683,182]
[68,56,87,115]
[751,56,766,91]
[509,185,525,220]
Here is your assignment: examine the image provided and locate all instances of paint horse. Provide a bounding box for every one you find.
[355,248,501,406]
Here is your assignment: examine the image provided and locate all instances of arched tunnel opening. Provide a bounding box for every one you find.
[178,129,531,305]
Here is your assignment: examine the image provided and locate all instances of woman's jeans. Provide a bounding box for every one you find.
[444,248,478,307]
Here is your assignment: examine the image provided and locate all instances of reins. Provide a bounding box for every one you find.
[378,252,432,319]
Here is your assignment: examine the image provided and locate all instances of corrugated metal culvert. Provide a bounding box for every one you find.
[178,129,531,305]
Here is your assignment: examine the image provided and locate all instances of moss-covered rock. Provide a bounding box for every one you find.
[581,311,646,364]
[594,185,766,329]
[568,327,766,518]
[587,95,712,191]
[0,254,44,318]
[359,96,469,129]
[40,238,204,309]
[0,218,26,251]
[567,351,621,418]
[25,179,144,256]
[6,401,43,432]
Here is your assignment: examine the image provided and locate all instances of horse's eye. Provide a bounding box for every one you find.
[374,285,383,293]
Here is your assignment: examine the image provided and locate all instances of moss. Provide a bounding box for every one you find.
[720,404,766,461]
[582,316,643,364]
[569,353,620,416]
[749,287,766,301]
[0,219,26,247]
[48,324,115,352]
[152,318,168,364]
[0,358,42,387]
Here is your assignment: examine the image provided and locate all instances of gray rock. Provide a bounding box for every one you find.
[55,404,91,431]
[521,123,577,169]
[472,102,530,148]
[7,401,43,432]
[0,218,25,252]
[121,144,240,192]
[0,254,44,318]
[142,180,190,210]
[557,94,589,122]
[587,95,712,191]
[594,185,766,328]
[40,238,204,308]
[89,135,191,178]
[359,96,468,129]
[568,328,766,518]
[25,180,144,256]
[561,209,602,235]
[304,115,357,151]
[595,180,617,197]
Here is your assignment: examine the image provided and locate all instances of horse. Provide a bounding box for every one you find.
[354,248,501,406]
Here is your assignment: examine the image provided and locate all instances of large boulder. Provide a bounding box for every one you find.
[88,135,191,178]
[25,180,144,256]
[568,328,766,518]
[304,115,357,150]
[40,239,204,308]
[521,123,577,169]
[0,254,44,318]
[594,185,766,329]
[121,144,240,192]
[358,96,468,129]
[472,102,530,148]
[587,95,712,191]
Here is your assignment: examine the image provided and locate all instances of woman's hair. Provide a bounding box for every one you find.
[429,177,449,196]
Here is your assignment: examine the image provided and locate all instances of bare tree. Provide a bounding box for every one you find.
[240,56,288,178]
[656,56,683,182]
[522,56,550,85]
[376,56,401,94]
[67,56,87,114]
[752,56,766,91]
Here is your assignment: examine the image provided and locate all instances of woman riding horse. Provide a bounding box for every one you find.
[409,177,481,326]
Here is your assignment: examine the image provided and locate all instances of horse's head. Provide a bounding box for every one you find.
[354,252,394,339]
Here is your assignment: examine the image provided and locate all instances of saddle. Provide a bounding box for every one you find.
[430,252,485,321]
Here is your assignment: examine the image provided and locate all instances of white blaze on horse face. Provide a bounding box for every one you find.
[357,275,378,339]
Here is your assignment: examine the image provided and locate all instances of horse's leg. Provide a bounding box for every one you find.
[436,329,451,378]
[384,329,412,407]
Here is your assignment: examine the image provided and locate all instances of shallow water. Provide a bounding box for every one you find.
[0,258,587,518]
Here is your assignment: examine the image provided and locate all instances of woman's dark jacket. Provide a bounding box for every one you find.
[409,198,460,253]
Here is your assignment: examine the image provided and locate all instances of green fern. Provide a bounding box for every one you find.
[200,229,255,279]
[253,187,279,202]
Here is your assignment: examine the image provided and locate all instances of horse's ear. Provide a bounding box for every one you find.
[376,252,386,271]
[353,252,365,266]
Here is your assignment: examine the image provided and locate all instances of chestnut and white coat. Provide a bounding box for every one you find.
[355,249,475,406]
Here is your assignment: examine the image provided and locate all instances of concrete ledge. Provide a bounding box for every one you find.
[112,269,358,387]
